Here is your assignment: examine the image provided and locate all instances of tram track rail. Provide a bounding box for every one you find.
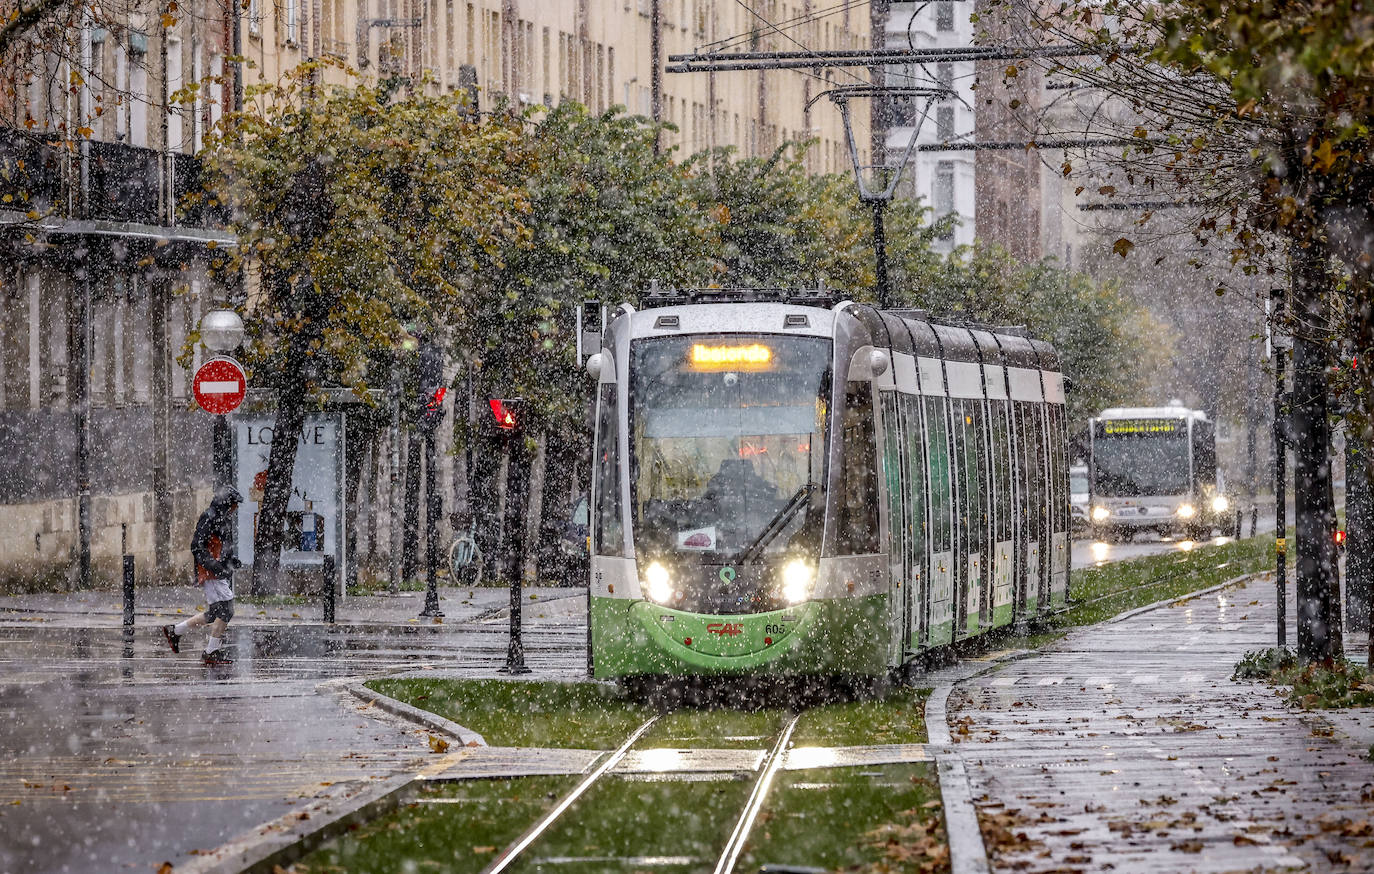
[477,708,807,874]
[479,715,661,874]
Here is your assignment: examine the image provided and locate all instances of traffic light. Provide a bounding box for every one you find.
[489,398,523,432]
[417,341,447,431]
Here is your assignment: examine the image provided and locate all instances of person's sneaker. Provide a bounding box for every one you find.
[161,625,181,653]
[201,650,233,665]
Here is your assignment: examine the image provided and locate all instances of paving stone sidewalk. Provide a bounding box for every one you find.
[945,574,1374,873]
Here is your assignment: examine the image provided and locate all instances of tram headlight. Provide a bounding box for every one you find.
[781,560,816,605]
[1091,505,1110,522]
[1211,495,1230,513]
[1176,503,1197,519]
[644,561,673,604]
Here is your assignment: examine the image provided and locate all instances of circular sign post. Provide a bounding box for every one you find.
[193,357,247,415]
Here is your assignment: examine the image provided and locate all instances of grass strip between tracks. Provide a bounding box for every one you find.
[1055,533,1281,629]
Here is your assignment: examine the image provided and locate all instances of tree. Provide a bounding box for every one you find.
[199,63,533,591]
[976,0,1373,660]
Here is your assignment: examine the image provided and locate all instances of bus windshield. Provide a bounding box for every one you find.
[1092,419,1190,496]
[629,334,831,562]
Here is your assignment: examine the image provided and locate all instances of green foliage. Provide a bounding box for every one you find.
[917,243,1167,423]
[1234,647,1374,709]
[197,62,533,396]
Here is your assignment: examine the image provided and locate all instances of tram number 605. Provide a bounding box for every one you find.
[765,624,787,636]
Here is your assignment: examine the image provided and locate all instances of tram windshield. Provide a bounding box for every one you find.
[1091,418,1191,497]
[629,334,831,563]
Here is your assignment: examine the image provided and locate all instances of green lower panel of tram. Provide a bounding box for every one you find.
[590,594,890,679]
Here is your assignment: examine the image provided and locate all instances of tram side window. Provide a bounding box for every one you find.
[1020,404,1046,541]
[903,394,927,565]
[1049,404,1069,532]
[881,393,905,557]
[836,381,880,555]
[594,383,624,557]
[991,401,1013,544]
[962,402,984,551]
[925,397,953,554]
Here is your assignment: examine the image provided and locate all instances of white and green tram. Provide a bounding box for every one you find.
[585,291,1071,679]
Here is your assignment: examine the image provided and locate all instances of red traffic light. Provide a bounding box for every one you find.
[426,386,447,412]
[1336,529,1347,545]
[489,398,518,431]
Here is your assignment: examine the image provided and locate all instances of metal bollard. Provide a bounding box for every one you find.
[1234,509,1243,539]
[122,554,135,641]
[322,555,336,625]
[1251,505,1260,538]
[498,571,531,675]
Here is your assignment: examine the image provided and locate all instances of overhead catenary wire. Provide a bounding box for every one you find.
[699,0,873,55]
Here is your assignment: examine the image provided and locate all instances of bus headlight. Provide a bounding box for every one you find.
[1091,506,1110,522]
[1176,503,1197,519]
[1211,495,1229,513]
[781,560,815,604]
[644,562,673,604]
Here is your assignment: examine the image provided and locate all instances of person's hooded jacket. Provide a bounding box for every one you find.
[193,486,242,584]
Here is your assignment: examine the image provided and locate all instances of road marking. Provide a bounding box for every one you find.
[989,676,1019,687]
[1036,677,1063,686]
[1131,674,1158,684]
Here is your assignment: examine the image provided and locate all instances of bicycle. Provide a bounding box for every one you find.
[447,518,484,587]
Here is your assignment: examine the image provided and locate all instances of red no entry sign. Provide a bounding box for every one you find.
[193,357,247,415]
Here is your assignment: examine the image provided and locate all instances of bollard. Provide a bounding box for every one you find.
[1234,509,1243,539]
[122,554,135,641]
[498,572,531,675]
[322,555,336,625]
[1251,505,1260,538]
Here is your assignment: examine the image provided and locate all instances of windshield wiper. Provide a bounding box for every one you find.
[731,483,816,566]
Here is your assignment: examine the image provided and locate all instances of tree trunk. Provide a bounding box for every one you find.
[403,426,422,581]
[249,331,311,595]
[1292,251,1341,662]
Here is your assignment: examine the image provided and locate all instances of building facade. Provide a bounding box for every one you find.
[882,0,977,251]
[0,0,870,590]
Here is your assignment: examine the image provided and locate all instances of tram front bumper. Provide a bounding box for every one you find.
[590,595,890,678]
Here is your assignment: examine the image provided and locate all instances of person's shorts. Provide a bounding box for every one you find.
[206,599,235,623]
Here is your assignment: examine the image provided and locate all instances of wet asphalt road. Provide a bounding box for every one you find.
[0,594,587,874]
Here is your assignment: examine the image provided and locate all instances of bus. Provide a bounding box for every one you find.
[1087,404,1230,541]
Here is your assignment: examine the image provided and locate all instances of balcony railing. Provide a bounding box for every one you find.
[0,126,226,229]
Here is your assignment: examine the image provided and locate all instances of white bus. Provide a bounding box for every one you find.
[1087,404,1231,541]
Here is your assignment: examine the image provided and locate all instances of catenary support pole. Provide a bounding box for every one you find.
[500,432,530,674]
[1275,295,1287,648]
[872,201,890,309]
[420,429,443,618]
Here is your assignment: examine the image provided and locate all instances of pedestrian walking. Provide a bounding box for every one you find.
[163,485,243,665]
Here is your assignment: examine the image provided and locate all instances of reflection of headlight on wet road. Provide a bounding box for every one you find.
[1211,495,1229,513]
[1176,503,1196,519]
[781,560,815,604]
[1090,542,1111,563]
[1091,506,1110,522]
[645,561,673,604]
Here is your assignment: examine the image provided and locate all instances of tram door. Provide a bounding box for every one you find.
[1015,400,1045,613]
[989,398,1016,627]
[879,391,910,663]
[904,393,929,651]
[1047,399,1070,606]
[924,392,955,647]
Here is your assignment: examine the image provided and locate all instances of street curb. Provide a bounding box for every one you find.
[342,681,488,747]
[179,773,420,874]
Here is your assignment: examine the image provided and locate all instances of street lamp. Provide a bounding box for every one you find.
[200,309,245,488]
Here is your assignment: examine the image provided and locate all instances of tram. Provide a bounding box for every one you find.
[585,289,1071,679]
[1087,404,1231,541]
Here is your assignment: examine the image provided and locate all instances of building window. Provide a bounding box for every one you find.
[934,160,955,239]
[285,0,298,43]
[935,1,954,31]
[936,106,954,140]
[936,62,953,92]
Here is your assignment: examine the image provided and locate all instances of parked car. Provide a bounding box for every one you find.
[1070,464,1090,533]
[548,494,589,586]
